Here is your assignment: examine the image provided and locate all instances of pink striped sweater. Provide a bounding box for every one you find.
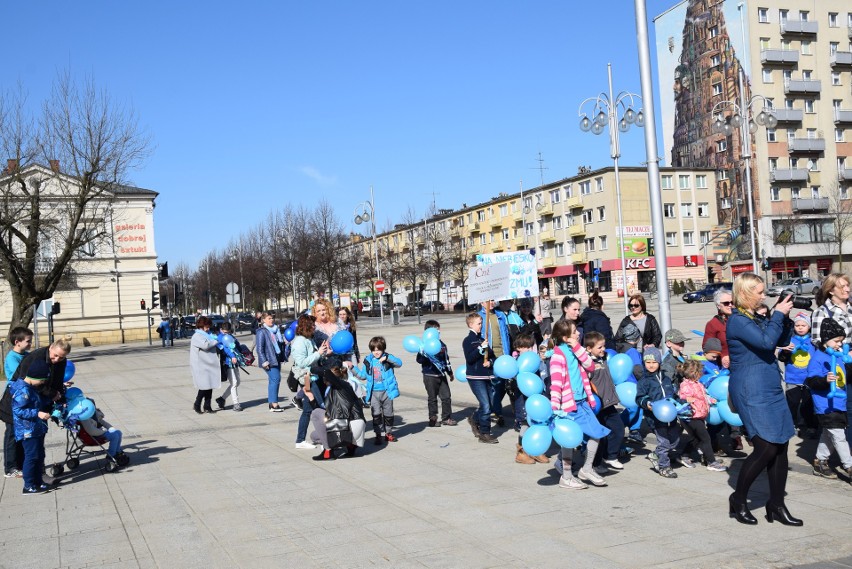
[549,344,596,413]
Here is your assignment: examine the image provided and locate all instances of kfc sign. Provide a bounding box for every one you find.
[626,258,652,269]
[683,255,698,267]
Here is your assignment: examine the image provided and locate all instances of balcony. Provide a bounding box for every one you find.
[541,257,557,269]
[470,222,481,233]
[490,217,503,228]
[564,195,583,209]
[784,80,821,95]
[831,51,852,67]
[771,108,803,123]
[539,230,556,243]
[792,198,829,212]
[568,225,587,237]
[835,109,852,124]
[780,20,818,35]
[760,49,799,65]
[788,138,825,153]
[840,168,852,181]
[513,235,529,248]
[570,252,587,264]
[534,203,553,216]
[769,168,809,182]
[512,210,525,223]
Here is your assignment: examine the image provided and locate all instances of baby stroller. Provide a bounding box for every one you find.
[50,404,130,476]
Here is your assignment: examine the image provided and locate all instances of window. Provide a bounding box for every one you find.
[837,129,846,143]
[767,129,777,142]
[595,178,604,192]
[664,203,676,218]
[811,186,820,199]
[499,204,508,216]
[681,203,693,218]
[792,187,801,199]
[477,210,485,222]
[683,231,694,246]
[661,175,673,189]
[799,11,808,22]
[762,69,773,83]
[829,13,838,27]
[785,98,794,109]
[711,54,721,66]
[698,202,710,217]
[805,99,815,113]
[665,232,677,246]
[807,158,819,171]
[783,69,792,82]
[716,140,727,152]
[841,186,850,200]
[779,10,788,24]
[787,129,796,141]
[709,26,718,38]
[712,83,723,96]
[563,184,573,198]
[801,40,811,55]
[582,209,593,224]
[550,189,561,203]
[802,70,812,80]
[600,236,608,250]
[758,8,768,23]
[523,197,532,210]
[479,234,487,245]
[720,197,732,209]
[835,99,843,111]
[584,238,595,252]
[525,222,534,236]
[832,72,841,86]
[807,128,817,139]
[771,187,781,201]
[769,158,778,171]
[717,169,729,181]
[556,243,564,256]
[760,37,771,50]
[700,231,710,245]
[679,175,691,189]
[502,228,510,241]
[553,216,562,230]
[597,206,606,221]
[830,42,839,55]
[695,175,708,188]
[579,180,591,195]
[791,157,799,169]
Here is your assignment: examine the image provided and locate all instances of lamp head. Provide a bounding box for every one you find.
[754,110,767,126]
[579,115,592,132]
[618,118,629,133]
[354,215,364,225]
[730,114,743,128]
[764,114,778,129]
[591,122,604,135]
[595,110,608,126]
[624,108,636,124]
[634,110,645,127]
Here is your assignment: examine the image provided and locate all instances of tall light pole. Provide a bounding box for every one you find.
[578,63,644,315]
[231,239,245,310]
[354,186,384,325]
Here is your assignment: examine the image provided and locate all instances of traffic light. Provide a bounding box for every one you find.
[762,257,773,271]
[140,299,146,310]
[151,290,159,310]
[50,302,61,315]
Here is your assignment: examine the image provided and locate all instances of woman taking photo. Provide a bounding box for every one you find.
[580,291,614,350]
[190,316,219,414]
[614,294,661,352]
[726,273,800,526]
[255,312,286,412]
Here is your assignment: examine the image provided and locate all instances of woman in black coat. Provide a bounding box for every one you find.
[309,367,367,461]
[580,291,615,350]
[614,294,661,352]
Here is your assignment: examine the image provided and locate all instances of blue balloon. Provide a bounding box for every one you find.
[609,354,633,385]
[524,394,553,424]
[402,335,423,354]
[423,328,440,342]
[64,360,76,382]
[707,405,724,425]
[220,334,235,347]
[493,355,519,379]
[516,371,544,397]
[454,365,468,383]
[707,376,729,401]
[625,373,637,384]
[330,330,354,354]
[615,382,638,410]
[521,424,553,456]
[552,418,584,448]
[422,337,442,356]
[621,406,643,430]
[517,351,541,374]
[591,393,601,415]
[718,399,743,427]
[65,387,84,402]
[68,398,95,421]
[651,398,678,423]
[283,326,296,341]
[626,348,642,366]
[605,349,617,358]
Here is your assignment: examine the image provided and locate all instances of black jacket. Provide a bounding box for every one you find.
[580,308,615,350]
[13,347,67,406]
[615,313,662,350]
[321,370,366,423]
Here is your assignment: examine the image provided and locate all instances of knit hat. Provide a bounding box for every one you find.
[643,346,662,363]
[703,337,723,355]
[820,319,846,346]
[24,358,51,382]
[792,312,811,326]
[664,329,689,343]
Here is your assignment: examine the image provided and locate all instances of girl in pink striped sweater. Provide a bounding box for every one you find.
[550,320,611,489]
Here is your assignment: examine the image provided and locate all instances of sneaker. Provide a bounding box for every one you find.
[374,436,384,446]
[618,446,635,459]
[232,404,243,412]
[706,461,727,472]
[577,468,607,487]
[269,404,283,413]
[478,433,499,444]
[813,459,837,478]
[442,418,458,426]
[428,417,439,428]
[603,458,625,470]
[4,469,22,478]
[558,475,588,490]
[295,441,317,450]
[594,465,610,476]
[627,431,644,445]
[731,436,744,451]
[385,434,397,442]
[676,456,696,469]
[312,449,336,461]
[645,454,659,468]
[215,397,226,410]
[22,485,49,495]
[658,467,678,479]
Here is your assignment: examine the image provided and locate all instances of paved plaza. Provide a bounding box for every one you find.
[2,298,852,569]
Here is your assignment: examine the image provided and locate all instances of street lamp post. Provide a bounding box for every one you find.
[354,186,384,325]
[278,225,300,314]
[578,63,644,315]
[710,86,777,273]
[231,240,245,311]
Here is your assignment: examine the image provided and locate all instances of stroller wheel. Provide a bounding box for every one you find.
[51,465,64,477]
[66,458,80,470]
[105,460,118,473]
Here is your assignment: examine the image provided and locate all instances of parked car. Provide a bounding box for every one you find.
[236,312,254,331]
[209,314,226,332]
[766,277,822,297]
[453,299,480,312]
[181,315,197,333]
[682,282,732,303]
[421,301,445,312]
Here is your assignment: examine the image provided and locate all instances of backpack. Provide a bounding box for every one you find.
[0,383,13,424]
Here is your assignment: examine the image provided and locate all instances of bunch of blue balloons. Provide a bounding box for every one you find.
[521,398,585,456]
[64,386,96,421]
[701,369,742,426]
[402,327,442,357]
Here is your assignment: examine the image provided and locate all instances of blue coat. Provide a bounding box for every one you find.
[805,349,848,415]
[255,327,281,369]
[580,308,615,350]
[354,353,402,402]
[10,380,50,441]
[726,309,795,444]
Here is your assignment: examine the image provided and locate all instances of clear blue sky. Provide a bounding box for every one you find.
[7,0,677,269]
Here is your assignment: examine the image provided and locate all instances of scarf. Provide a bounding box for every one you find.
[264,324,282,354]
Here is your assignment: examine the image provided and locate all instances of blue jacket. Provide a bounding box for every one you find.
[580,308,615,350]
[805,349,848,415]
[416,340,450,377]
[726,309,795,444]
[10,380,50,441]
[255,327,281,369]
[635,369,678,417]
[354,353,402,402]
[779,335,817,386]
[478,308,511,358]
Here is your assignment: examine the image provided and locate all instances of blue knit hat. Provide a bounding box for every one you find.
[643,347,662,363]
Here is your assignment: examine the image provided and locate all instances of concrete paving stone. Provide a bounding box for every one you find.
[1,535,61,569]
[58,527,138,567]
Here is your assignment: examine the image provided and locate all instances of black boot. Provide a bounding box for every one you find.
[765,503,803,526]
[193,399,203,415]
[728,493,757,525]
[203,400,214,413]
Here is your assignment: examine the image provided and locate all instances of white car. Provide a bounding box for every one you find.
[766,277,821,297]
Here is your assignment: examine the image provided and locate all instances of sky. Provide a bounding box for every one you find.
[5,0,680,270]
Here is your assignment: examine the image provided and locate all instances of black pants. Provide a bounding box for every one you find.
[3,421,23,474]
[422,374,452,421]
[593,406,625,464]
[679,418,715,462]
[732,436,789,507]
[785,384,816,430]
[195,389,213,409]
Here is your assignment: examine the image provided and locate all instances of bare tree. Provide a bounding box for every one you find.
[821,182,852,272]
[424,219,452,306]
[0,73,151,331]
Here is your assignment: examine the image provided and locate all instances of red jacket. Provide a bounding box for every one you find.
[703,314,729,358]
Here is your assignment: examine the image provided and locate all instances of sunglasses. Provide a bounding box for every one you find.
[720,301,733,306]
[628,303,641,308]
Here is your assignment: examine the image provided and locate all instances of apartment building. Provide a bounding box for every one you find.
[656,0,852,281]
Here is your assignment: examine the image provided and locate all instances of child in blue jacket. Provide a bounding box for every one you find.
[354,336,402,445]
[778,312,817,433]
[11,368,53,495]
[635,347,680,479]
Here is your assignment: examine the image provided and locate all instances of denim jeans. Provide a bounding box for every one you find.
[653,422,681,469]
[4,422,23,474]
[21,436,45,488]
[102,429,122,457]
[490,378,507,418]
[594,406,626,463]
[468,380,494,435]
[266,366,281,404]
[296,381,324,443]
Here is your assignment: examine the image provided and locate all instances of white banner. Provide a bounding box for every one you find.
[476,251,539,300]
[467,262,512,304]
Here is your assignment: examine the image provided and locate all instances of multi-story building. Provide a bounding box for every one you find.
[351,167,717,307]
[655,0,852,281]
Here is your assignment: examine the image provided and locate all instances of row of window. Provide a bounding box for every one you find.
[660,174,709,190]
[769,185,850,201]
[663,202,711,218]
[758,8,851,27]
[768,157,849,171]
[760,37,852,56]
[762,68,845,86]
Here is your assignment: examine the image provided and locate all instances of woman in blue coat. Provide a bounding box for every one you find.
[726,273,801,526]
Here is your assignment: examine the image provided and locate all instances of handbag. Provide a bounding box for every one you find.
[0,384,13,424]
[286,369,299,393]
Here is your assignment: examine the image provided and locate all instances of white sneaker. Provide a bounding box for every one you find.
[295,441,317,449]
[558,475,588,490]
[578,468,608,487]
[603,458,625,470]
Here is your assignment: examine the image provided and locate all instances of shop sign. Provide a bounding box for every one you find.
[622,237,654,258]
[683,255,698,267]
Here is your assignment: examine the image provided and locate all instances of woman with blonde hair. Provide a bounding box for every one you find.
[811,272,852,347]
[726,273,801,526]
